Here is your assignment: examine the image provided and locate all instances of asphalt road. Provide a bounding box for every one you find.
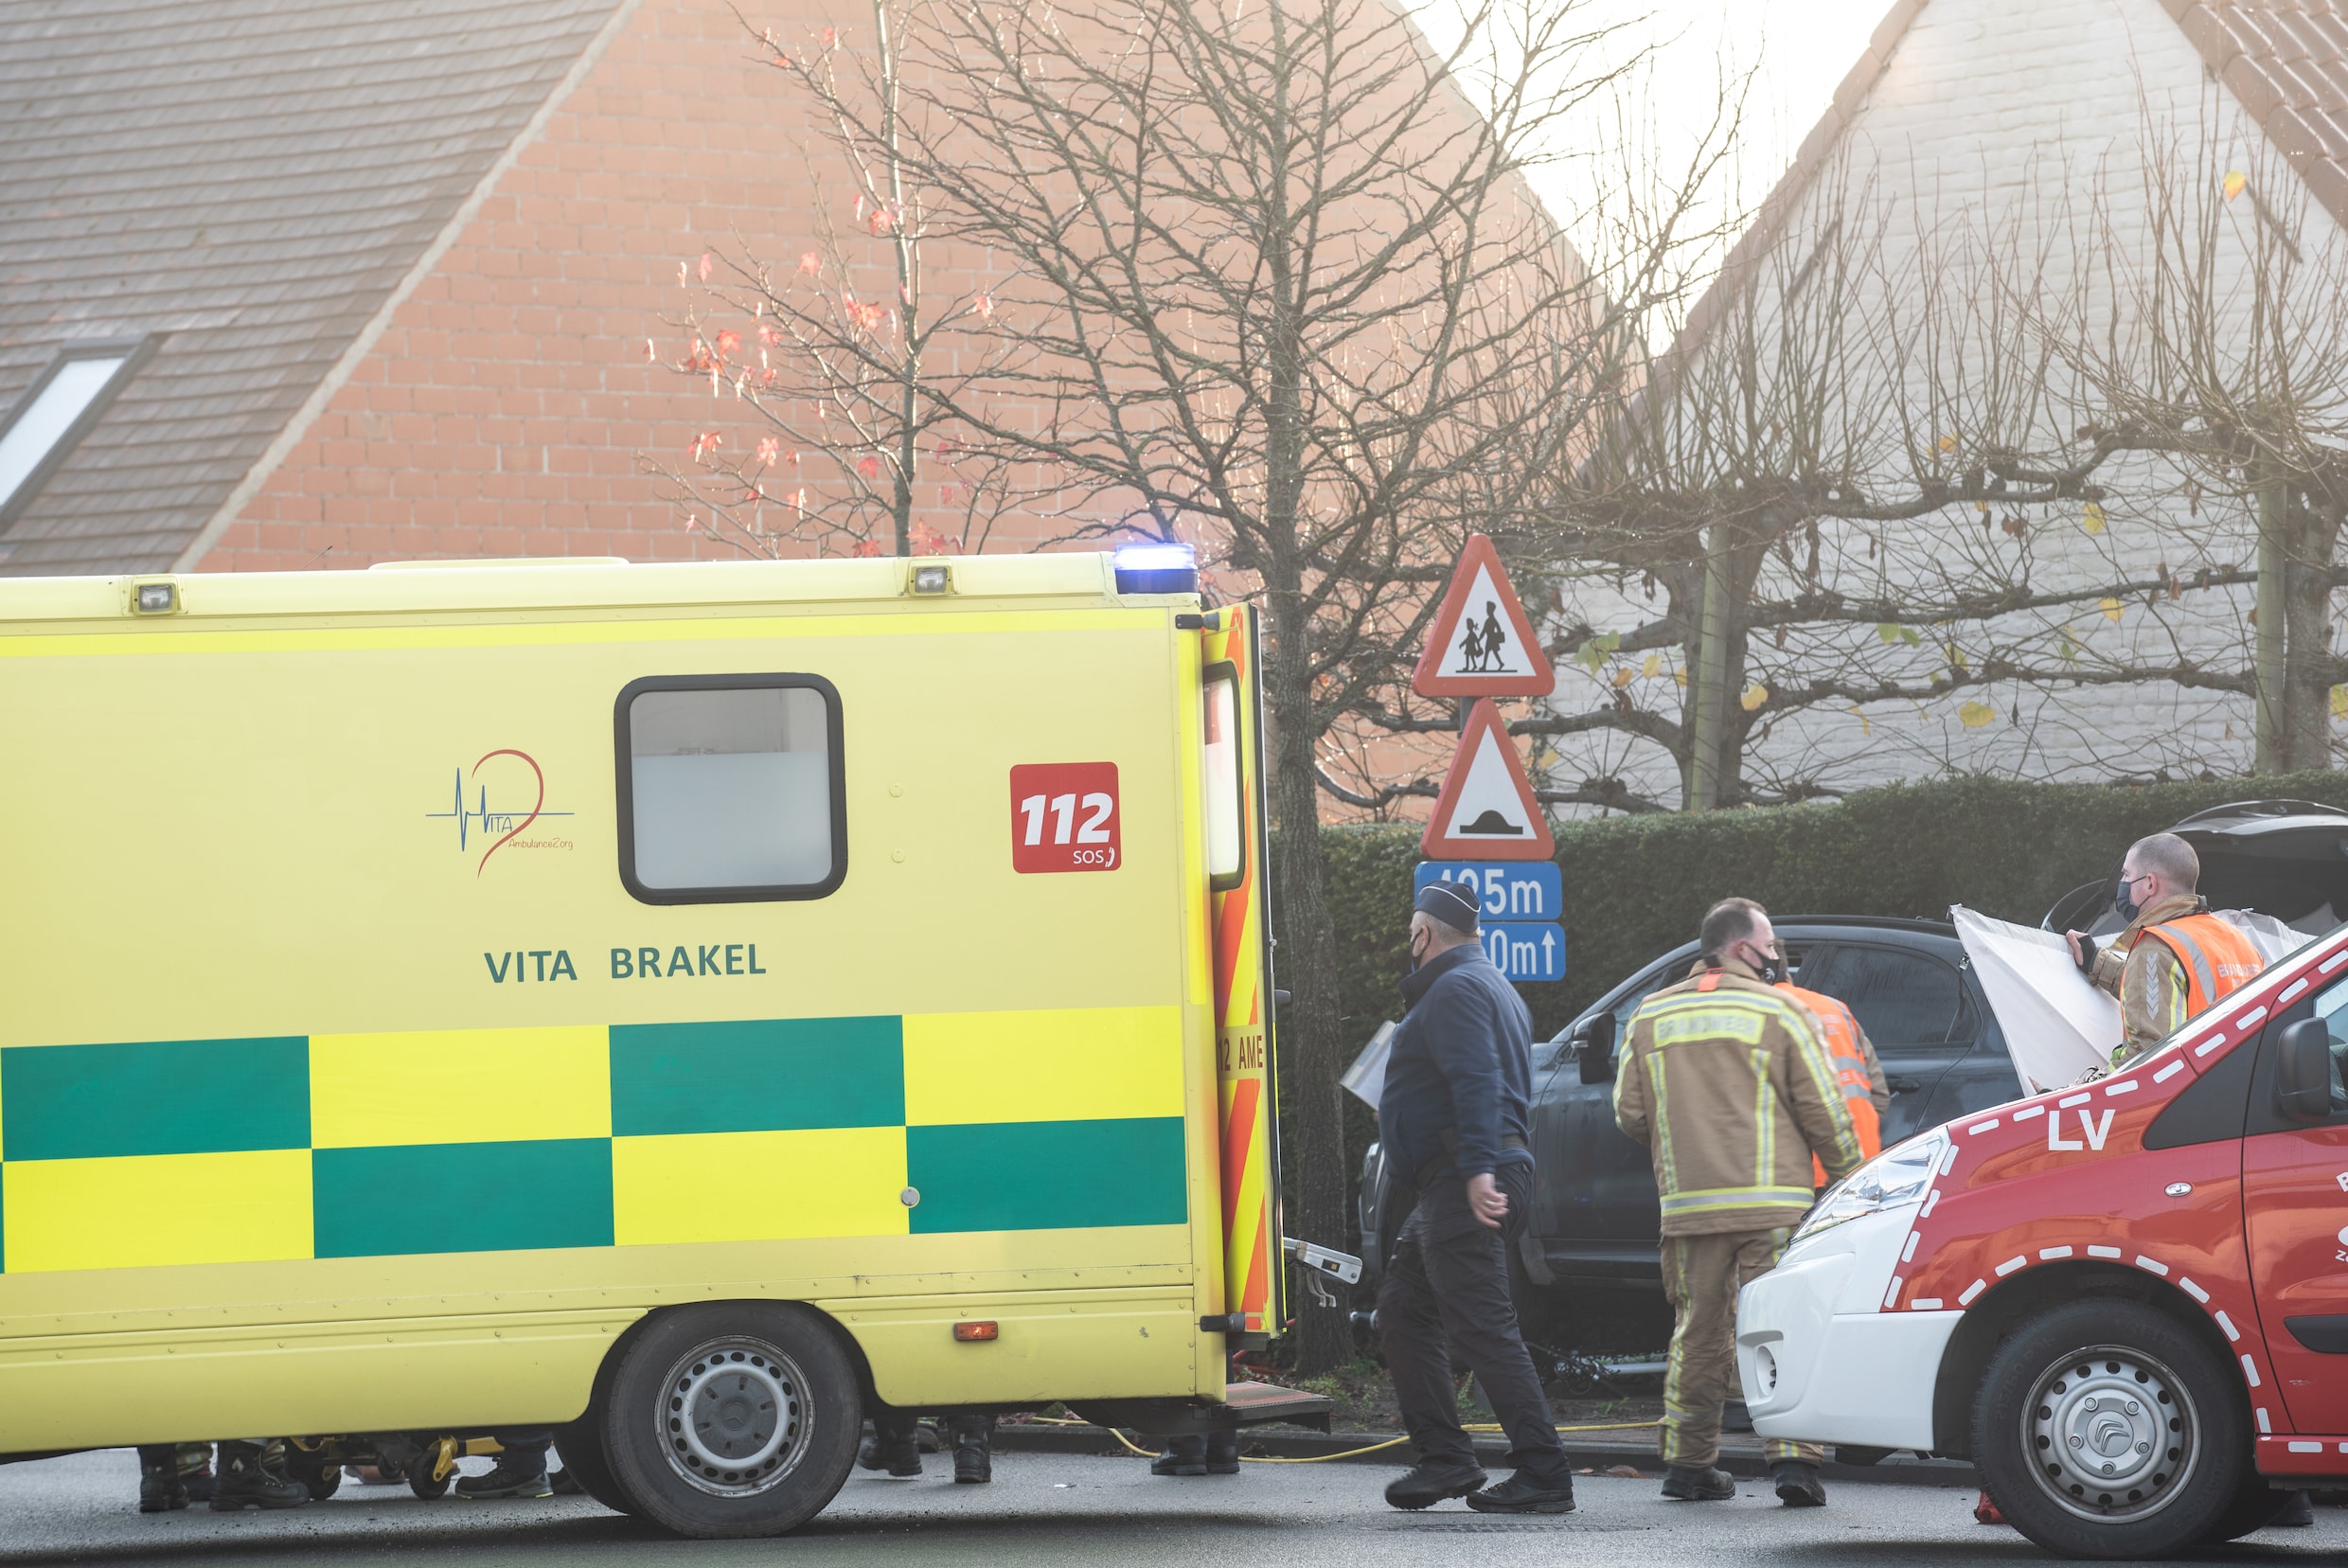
[2,1448,2341,1567]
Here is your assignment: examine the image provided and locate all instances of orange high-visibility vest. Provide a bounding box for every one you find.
[2137,912,2264,1017]
[1780,983,1881,1187]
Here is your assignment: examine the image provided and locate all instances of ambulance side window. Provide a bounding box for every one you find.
[1201,665,1245,890]
[615,674,846,903]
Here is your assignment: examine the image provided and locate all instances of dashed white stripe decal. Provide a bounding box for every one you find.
[2013,1104,2046,1121]
[2290,1441,2322,1453]
[2258,1407,2272,1434]
[2322,951,2348,973]
[2216,1310,2240,1342]
[2239,1007,2269,1030]
[2135,1256,2170,1276]
[1997,1256,2028,1276]
[1920,1190,1941,1219]
[1884,1276,1904,1310]
[1912,1297,1943,1310]
[2089,1245,2123,1258]
[2058,1092,2091,1108]
[1939,1144,1960,1175]
[1959,1278,1987,1306]
[1902,1232,1919,1263]
[2281,979,2310,1005]
[2195,1037,2226,1057]
[2241,1355,2261,1388]
[1967,1118,2001,1134]
[2179,1277,2210,1303]
[2153,1061,2185,1083]
[2040,1246,2074,1260]
[2104,1079,2139,1096]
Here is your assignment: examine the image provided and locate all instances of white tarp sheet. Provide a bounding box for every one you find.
[1951,907,2115,1094]
[1954,904,2315,1093]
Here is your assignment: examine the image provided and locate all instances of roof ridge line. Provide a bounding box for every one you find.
[170,0,643,574]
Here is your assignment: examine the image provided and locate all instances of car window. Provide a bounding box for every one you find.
[1599,944,1820,1056]
[1812,944,1964,1051]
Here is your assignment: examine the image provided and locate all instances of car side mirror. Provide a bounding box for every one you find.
[2276,1018,2335,1121]
[1576,1014,1617,1085]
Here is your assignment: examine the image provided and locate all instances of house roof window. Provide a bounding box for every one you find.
[0,339,156,526]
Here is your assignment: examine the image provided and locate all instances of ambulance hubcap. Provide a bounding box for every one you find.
[2023,1345,2195,1522]
[658,1338,808,1497]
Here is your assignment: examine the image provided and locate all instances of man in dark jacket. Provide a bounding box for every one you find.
[1375,881,1573,1516]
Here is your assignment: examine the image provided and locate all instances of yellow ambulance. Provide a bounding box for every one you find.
[0,545,1320,1536]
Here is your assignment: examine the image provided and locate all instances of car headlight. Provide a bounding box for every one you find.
[1790,1128,1948,1245]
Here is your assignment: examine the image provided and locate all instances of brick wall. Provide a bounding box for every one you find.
[196,0,1081,573]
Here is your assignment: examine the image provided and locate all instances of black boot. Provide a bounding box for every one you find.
[1203,1431,1240,1475]
[180,1444,216,1504]
[949,1415,992,1485]
[209,1442,308,1511]
[1151,1434,1207,1477]
[137,1446,187,1513]
[1465,1473,1575,1515]
[857,1430,921,1477]
[1771,1460,1826,1507]
[1661,1464,1735,1501]
[1384,1460,1487,1509]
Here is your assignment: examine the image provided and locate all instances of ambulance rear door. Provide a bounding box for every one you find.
[1199,608,1284,1340]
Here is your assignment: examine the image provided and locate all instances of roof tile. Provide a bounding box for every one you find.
[0,0,626,575]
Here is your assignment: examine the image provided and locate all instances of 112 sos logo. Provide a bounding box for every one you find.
[1010,762,1121,872]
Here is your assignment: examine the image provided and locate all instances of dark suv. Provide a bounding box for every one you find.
[1357,917,2022,1304]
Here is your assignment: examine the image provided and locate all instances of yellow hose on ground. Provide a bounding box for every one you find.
[1097,1417,1660,1465]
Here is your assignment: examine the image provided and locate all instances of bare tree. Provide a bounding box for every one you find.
[763,0,1731,1369]
[645,2,1023,560]
[2043,106,2348,774]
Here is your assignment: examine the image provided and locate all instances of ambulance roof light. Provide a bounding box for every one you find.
[1113,540,1198,597]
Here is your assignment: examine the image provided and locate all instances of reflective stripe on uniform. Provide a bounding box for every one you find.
[1658,1185,1818,1217]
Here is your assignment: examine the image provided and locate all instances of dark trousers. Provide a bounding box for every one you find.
[1377,1163,1570,1488]
[493,1430,553,1474]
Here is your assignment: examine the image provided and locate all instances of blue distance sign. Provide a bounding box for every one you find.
[1415,860,1563,923]
[1480,921,1566,983]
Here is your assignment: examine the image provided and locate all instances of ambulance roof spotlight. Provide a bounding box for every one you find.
[1112,541,1198,597]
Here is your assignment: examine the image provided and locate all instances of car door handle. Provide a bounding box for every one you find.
[1886,1075,1929,1093]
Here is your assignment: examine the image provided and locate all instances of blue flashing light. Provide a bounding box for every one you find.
[1112,540,1200,597]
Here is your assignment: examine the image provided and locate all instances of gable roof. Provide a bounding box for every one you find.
[0,0,632,576]
[1661,0,2348,396]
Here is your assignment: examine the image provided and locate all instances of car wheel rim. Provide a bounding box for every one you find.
[2020,1342,2197,1523]
[656,1337,809,1498]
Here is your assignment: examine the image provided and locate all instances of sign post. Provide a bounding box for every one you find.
[1412,536,1564,981]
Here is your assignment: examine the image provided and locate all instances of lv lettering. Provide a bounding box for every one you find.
[2047,1107,2115,1152]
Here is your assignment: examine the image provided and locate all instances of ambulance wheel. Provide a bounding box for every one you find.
[1973,1300,2250,1559]
[407,1441,454,1500]
[553,1414,635,1515]
[596,1302,859,1538]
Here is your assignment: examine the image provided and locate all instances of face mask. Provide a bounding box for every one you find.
[1755,952,1786,986]
[2113,876,2147,922]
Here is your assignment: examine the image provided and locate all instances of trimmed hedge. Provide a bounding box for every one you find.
[1281,771,2348,1190]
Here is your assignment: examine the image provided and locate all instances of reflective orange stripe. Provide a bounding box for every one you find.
[1781,983,1880,1185]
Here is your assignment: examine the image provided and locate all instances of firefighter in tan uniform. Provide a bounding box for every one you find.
[1614,898,1861,1509]
[2065,833,2265,1070]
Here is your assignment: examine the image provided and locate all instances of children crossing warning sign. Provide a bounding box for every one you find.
[1411,534,1554,698]
[1420,699,1555,861]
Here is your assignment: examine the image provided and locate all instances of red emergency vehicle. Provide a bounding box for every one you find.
[1738,924,2348,1559]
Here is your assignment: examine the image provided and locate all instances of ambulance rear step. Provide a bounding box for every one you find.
[1063,1381,1335,1434]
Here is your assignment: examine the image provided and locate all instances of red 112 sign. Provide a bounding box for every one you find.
[1010,762,1122,872]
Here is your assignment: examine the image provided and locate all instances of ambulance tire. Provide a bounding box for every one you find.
[1973,1300,2250,1560]
[597,1302,861,1539]
[552,1416,635,1516]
